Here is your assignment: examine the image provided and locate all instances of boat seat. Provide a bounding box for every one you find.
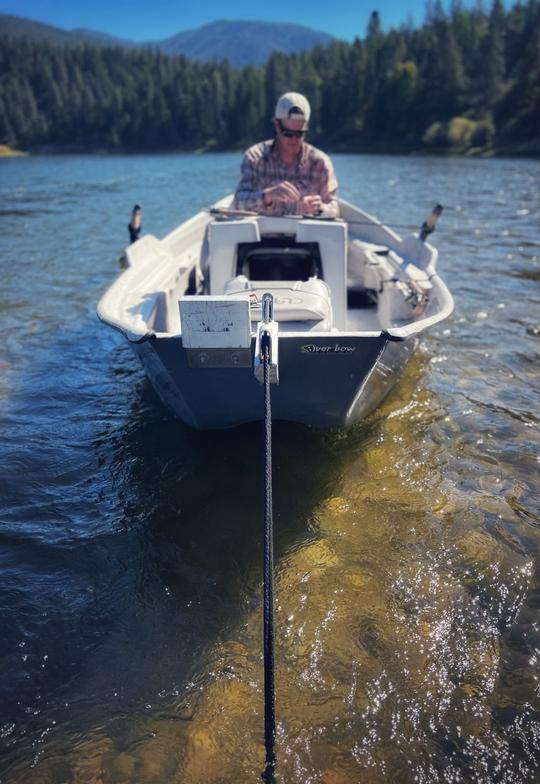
[223,276,333,330]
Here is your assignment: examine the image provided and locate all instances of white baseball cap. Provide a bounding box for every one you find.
[274,92,311,128]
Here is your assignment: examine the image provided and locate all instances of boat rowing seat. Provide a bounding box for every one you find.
[223,276,333,332]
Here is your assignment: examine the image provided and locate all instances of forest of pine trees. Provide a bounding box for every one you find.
[1,0,539,154]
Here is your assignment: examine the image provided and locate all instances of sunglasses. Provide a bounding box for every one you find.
[277,119,307,138]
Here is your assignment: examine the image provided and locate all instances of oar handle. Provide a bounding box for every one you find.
[128,204,142,244]
[420,204,443,242]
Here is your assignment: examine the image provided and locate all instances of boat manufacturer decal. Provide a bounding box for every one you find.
[301,344,356,354]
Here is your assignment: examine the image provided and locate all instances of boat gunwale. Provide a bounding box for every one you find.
[97,196,454,343]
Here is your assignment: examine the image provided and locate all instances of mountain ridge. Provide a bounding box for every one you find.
[0,14,334,67]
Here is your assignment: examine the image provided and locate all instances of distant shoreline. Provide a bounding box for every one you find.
[3,142,539,159]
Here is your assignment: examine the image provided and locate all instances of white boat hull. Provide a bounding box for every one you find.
[98,196,453,430]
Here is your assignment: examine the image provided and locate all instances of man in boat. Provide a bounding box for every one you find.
[234,92,338,217]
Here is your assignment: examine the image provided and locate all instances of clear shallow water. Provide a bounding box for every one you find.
[0,153,539,783]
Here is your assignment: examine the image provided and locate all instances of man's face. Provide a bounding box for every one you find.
[274,117,306,154]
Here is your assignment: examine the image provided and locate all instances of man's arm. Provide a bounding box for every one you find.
[234,154,302,214]
[319,155,339,217]
[233,154,265,212]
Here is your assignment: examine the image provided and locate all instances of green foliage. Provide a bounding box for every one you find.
[447,116,477,145]
[0,0,537,153]
[423,115,496,148]
[423,121,447,146]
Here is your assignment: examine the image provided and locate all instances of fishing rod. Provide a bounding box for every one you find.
[208,206,444,235]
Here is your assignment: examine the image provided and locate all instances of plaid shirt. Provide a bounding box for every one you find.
[234,139,338,216]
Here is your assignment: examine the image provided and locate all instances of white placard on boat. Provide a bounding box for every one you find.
[179,296,251,349]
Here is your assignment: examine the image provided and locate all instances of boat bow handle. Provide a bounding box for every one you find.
[255,294,279,384]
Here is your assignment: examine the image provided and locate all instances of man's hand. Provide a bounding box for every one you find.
[263,181,301,206]
[298,195,323,214]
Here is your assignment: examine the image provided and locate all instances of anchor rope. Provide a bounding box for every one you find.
[262,332,277,784]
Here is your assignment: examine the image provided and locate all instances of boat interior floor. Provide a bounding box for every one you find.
[346,307,383,332]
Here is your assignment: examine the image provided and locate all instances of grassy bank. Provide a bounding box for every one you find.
[0,145,28,157]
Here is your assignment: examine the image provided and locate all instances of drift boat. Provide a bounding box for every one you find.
[97,196,453,429]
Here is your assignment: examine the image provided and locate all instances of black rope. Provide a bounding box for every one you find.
[262,332,276,784]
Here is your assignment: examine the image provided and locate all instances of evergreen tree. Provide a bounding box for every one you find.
[0,1,537,154]
[483,0,506,108]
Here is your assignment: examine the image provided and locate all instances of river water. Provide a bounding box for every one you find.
[0,153,539,783]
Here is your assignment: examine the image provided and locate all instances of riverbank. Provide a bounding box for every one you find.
[7,139,539,158]
[5,138,540,158]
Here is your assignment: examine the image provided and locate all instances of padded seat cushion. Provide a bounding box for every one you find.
[223,276,332,325]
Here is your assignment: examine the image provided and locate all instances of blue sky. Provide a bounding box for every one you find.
[1,0,460,42]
